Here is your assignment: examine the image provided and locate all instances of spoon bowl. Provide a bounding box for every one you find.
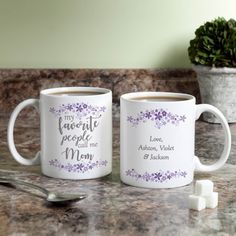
[46,192,87,203]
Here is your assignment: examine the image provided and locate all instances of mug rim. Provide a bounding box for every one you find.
[40,87,111,97]
[120,92,195,103]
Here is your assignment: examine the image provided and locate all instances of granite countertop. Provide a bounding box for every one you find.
[0,116,236,236]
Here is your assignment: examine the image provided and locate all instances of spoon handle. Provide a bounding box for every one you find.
[0,177,49,195]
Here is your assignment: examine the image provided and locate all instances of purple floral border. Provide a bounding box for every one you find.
[127,108,186,129]
[49,159,108,173]
[125,169,187,182]
[49,102,106,119]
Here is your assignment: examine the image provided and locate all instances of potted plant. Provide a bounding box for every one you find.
[188,17,236,123]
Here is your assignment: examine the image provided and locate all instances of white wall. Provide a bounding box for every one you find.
[0,0,235,68]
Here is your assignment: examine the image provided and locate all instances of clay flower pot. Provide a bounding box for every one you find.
[193,65,236,123]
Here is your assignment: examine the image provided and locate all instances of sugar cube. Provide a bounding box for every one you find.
[188,195,206,211]
[195,180,214,196]
[204,192,218,208]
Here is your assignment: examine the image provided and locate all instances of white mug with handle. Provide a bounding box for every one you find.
[8,87,112,180]
[120,92,231,188]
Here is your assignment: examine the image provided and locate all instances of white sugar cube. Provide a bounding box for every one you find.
[204,192,218,208]
[188,195,206,211]
[195,180,214,196]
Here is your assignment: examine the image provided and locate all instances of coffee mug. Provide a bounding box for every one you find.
[120,92,231,188]
[8,87,112,179]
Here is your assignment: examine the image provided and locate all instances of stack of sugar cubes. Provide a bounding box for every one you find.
[188,180,218,211]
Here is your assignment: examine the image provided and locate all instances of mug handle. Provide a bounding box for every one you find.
[194,104,231,172]
[7,99,41,165]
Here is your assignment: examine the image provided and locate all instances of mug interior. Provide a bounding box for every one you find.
[40,87,111,97]
[121,92,195,103]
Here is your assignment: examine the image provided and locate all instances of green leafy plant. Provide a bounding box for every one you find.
[188,17,236,67]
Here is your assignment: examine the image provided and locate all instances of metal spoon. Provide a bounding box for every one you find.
[0,177,87,203]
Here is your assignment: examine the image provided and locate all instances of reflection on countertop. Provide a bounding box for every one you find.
[0,116,236,236]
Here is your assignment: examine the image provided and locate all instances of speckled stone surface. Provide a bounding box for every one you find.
[0,115,236,236]
[0,68,235,235]
[0,69,199,116]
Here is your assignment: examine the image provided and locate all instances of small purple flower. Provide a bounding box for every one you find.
[49,107,55,113]
[49,160,54,165]
[145,112,152,119]
[76,105,83,112]
[77,163,84,170]
[127,116,133,122]
[155,112,162,120]
[181,171,187,177]
[162,111,167,116]
[154,172,162,180]
[100,106,106,112]
[161,176,167,181]
[180,115,186,122]
[66,104,73,111]
[83,104,87,108]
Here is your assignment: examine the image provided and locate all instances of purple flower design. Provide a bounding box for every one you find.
[127,116,133,122]
[66,104,73,111]
[126,169,132,175]
[49,107,55,113]
[154,172,162,180]
[127,108,186,129]
[181,171,187,177]
[76,105,83,112]
[167,174,171,180]
[145,112,152,119]
[49,102,106,119]
[100,106,106,112]
[77,163,84,170]
[154,112,162,120]
[180,115,186,122]
[49,159,108,173]
[126,169,187,183]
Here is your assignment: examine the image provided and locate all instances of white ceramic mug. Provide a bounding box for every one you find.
[120,92,231,188]
[8,87,112,180]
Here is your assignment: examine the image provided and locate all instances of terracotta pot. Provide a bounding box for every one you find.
[193,65,236,123]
